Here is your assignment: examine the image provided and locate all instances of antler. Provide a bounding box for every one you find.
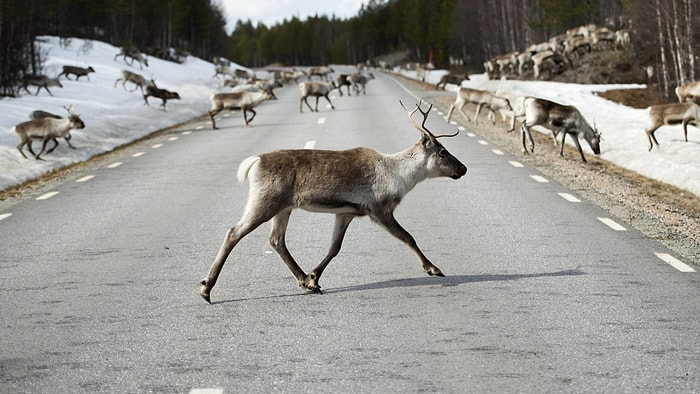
[400,99,434,138]
[63,105,78,116]
[399,99,459,139]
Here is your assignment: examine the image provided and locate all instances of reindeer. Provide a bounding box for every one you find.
[435,73,468,90]
[520,97,601,162]
[445,87,512,126]
[308,66,334,81]
[335,74,353,96]
[14,106,85,160]
[114,70,155,93]
[208,89,273,129]
[114,47,148,69]
[675,81,700,104]
[28,109,76,152]
[299,81,337,112]
[198,101,467,303]
[58,65,95,81]
[350,73,374,95]
[143,84,180,110]
[19,75,63,96]
[644,102,700,151]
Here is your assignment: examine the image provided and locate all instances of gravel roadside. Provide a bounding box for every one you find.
[397,75,700,269]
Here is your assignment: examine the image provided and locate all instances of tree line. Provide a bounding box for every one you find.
[1,0,697,99]
[0,0,230,96]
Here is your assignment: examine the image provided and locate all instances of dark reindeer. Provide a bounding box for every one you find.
[198,101,467,303]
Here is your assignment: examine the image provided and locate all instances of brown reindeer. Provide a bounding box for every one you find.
[198,101,467,303]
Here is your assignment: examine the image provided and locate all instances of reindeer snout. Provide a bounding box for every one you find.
[451,164,467,179]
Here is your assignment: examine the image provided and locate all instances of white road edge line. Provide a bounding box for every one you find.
[558,193,581,203]
[0,213,12,221]
[36,191,59,200]
[304,140,316,149]
[598,217,627,231]
[655,253,696,272]
[189,389,224,394]
[76,175,95,183]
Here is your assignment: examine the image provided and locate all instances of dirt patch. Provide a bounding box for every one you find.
[596,85,663,109]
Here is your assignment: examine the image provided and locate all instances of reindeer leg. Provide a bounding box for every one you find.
[268,209,310,290]
[306,214,355,293]
[445,104,455,123]
[64,133,75,149]
[474,103,484,125]
[324,94,335,110]
[34,137,49,160]
[521,124,535,154]
[646,126,661,151]
[16,139,29,159]
[199,206,274,303]
[683,119,689,142]
[46,138,59,154]
[209,109,220,129]
[458,104,471,122]
[374,212,444,277]
[245,108,257,126]
[314,96,320,112]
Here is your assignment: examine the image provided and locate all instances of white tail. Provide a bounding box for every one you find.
[198,101,467,303]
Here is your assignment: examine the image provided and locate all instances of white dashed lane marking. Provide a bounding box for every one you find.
[107,162,123,169]
[492,149,504,155]
[152,143,164,149]
[0,213,12,221]
[304,140,316,149]
[655,253,696,272]
[76,175,95,183]
[317,117,326,125]
[530,175,549,183]
[598,217,627,231]
[509,161,524,168]
[36,191,59,200]
[558,193,581,203]
[132,152,145,157]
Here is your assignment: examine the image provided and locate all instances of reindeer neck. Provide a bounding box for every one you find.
[386,141,430,191]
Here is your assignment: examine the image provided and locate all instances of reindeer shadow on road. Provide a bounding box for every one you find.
[209,269,585,304]
[324,268,586,294]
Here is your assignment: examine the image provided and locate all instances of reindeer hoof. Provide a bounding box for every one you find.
[301,274,323,293]
[426,266,445,277]
[199,279,212,304]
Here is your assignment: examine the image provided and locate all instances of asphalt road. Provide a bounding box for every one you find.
[1,68,698,393]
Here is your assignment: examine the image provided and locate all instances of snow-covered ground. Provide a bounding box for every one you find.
[0,36,249,191]
[1,36,698,198]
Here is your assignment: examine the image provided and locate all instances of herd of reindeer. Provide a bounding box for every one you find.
[11,46,375,160]
[436,23,700,162]
[11,30,700,163]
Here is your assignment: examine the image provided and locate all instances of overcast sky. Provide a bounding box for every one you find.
[218,0,367,31]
